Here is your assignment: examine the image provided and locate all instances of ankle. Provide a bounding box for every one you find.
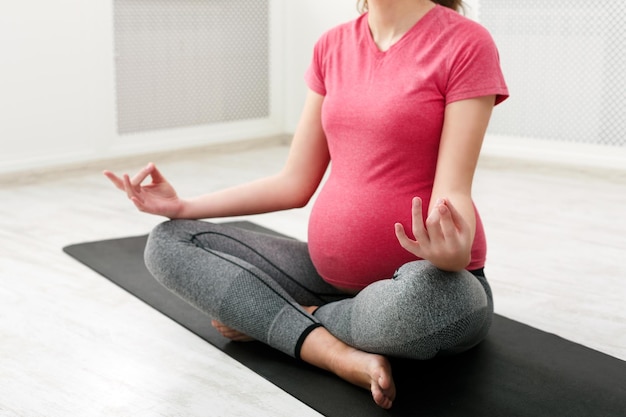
[326,340,357,375]
[300,327,351,372]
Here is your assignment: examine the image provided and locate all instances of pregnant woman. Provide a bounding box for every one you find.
[105,0,508,408]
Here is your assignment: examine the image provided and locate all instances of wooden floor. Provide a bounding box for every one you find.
[1,139,624,416]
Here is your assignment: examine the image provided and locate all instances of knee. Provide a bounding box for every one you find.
[394,260,490,317]
[392,261,493,357]
[144,220,190,286]
[145,221,175,261]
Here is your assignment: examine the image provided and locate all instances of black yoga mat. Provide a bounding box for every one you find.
[64,221,626,417]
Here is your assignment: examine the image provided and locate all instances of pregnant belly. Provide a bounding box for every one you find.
[307,182,420,290]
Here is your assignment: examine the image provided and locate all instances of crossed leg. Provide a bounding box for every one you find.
[145,221,491,409]
[212,306,396,408]
[145,220,396,408]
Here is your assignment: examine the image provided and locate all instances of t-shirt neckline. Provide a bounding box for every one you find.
[365,4,440,56]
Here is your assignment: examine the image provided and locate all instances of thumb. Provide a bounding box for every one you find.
[147,163,166,183]
[394,222,415,251]
[441,198,468,232]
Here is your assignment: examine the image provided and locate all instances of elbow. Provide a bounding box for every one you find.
[288,188,315,209]
[270,181,315,210]
[277,172,321,209]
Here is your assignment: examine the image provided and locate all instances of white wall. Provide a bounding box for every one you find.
[0,1,286,176]
[0,1,110,174]
[474,0,626,170]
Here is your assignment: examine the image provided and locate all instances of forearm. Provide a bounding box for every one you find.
[174,172,317,220]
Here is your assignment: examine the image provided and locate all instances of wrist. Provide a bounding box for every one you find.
[430,252,471,272]
[168,198,189,219]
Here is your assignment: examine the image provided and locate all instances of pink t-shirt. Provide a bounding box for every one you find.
[305,5,509,290]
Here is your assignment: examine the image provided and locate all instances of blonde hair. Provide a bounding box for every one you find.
[357,0,464,13]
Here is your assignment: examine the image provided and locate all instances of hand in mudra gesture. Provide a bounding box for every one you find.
[104,162,183,218]
[394,197,472,272]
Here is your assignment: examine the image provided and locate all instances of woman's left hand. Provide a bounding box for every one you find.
[394,197,472,271]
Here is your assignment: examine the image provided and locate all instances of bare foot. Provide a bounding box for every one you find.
[301,327,396,409]
[211,306,318,342]
[334,348,395,409]
[210,320,255,342]
[213,310,395,408]
[301,305,319,314]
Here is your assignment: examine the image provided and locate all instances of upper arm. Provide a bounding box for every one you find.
[279,89,330,206]
[430,95,495,226]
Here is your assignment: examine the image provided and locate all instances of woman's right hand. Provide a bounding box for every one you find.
[103,162,184,218]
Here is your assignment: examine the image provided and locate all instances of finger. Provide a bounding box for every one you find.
[410,197,430,245]
[103,170,125,191]
[129,163,155,187]
[441,198,469,232]
[147,163,167,183]
[123,174,144,204]
[425,202,445,243]
[394,222,410,245]
[437,202,457,240]
[394,223,420,254]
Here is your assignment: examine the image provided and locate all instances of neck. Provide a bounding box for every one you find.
[367,0,435,51]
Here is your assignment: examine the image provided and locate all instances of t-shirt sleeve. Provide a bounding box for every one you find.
[305,34,328,96]
[445,23,509,106]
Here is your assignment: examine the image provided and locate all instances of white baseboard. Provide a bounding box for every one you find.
[0,134,291,185]
[0,118,285,180]
[480,134,626,179]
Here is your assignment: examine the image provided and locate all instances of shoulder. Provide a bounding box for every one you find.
[429,6,497,47]
[428,7,508,105]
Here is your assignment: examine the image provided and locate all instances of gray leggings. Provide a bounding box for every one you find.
[144,220,493,360]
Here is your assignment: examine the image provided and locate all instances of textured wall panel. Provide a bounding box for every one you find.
[114,0,269,134]
[480,1,625,146]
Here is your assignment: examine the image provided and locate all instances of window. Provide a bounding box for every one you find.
[479,1,626,147]
[114,0,270,134]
